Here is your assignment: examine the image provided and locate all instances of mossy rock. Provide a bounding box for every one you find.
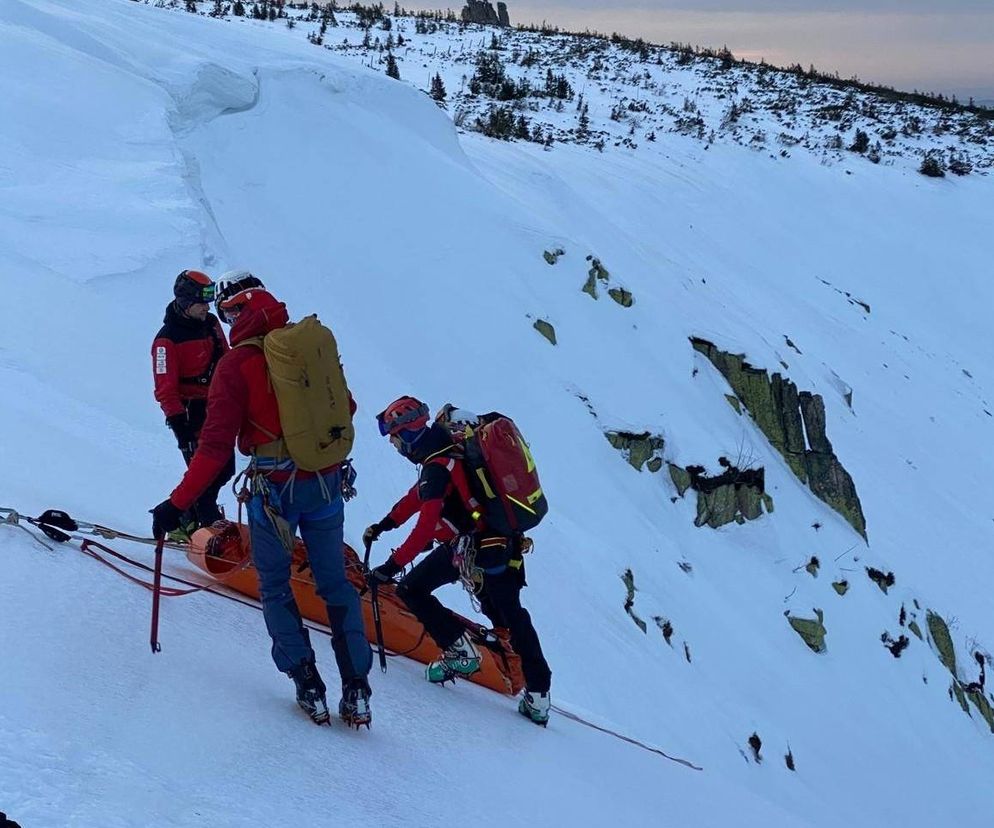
[927,610,957,677]
[582,271,598,299]
[908,620,923,640]
[967,688,994,733]
[690,337,867,539]
[646,457,663,474]
[669,464,692,497]
[805,557,820,578]
[737,484,765,521]
[608,287,634,307]
[586,255,610,282]
[831,580,849,596]
[605,431,664,472]
[543,248,565,265]
[952,681,970,714]
[788,608,827,653]
[725,394,742,414]
[762,493,774,513]
[622,569,647,634]
[533,319,557,345]
[695,485,739,529]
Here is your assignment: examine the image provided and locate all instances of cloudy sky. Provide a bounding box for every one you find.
[406,1,994,102]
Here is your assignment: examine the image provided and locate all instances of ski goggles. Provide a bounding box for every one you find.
[376,403,429,436]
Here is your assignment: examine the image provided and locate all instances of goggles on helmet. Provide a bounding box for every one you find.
[377,401,430,437]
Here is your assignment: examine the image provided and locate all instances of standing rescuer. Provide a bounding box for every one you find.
[151,269,234,537]
[150,276,373,728]
[365,397,553,725]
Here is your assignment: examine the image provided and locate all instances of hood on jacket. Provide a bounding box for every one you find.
[227,289,290,345]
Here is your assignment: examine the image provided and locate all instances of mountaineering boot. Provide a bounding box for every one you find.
[518,690,551,727]
[426,633,482,684]
[288,660,330,725]
[339,677,372,729]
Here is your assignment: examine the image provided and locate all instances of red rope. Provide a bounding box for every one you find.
[79,539,249,596]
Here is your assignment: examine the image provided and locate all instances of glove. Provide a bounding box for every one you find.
[363,517,397,548]
[166,413,196,451]
[151,498,184,540]
[367,557,402,586]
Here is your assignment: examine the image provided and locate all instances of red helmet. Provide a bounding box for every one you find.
[377,396,430,438]
[173,269,215,310]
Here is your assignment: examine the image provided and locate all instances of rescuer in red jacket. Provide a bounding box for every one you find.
[150,283,372,728]
[151,270,234,533]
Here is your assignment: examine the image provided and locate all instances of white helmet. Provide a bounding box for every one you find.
[215,270,264,322]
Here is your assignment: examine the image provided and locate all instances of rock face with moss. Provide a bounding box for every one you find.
[691,337,866,539]
[787,608,827,653]
[533,319,556,345]
[670,461,772,528]
[605,431,665,472]
[927,610,994,734]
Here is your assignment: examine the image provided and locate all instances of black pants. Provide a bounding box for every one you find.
[396,538,552,694]
[179,399,235,526]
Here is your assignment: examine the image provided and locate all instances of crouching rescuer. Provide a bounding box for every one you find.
[365,398,552,725]
[151,279,373,727]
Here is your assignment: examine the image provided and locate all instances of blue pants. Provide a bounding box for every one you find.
[247,467,372,683]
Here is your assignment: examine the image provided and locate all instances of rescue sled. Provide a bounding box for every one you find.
[187,522,524,695]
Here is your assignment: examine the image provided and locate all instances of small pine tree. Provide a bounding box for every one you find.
[185,0,198,11]
[210,0,226,17]
[919,154,945,177]
[577,107,590,138]
[849,129,869,153]
[515,115,530,140]
[386,53,401,80]
[430,72,447,103]
[233,0,245,14]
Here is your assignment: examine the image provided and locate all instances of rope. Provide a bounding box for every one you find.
[550,705,702,770]
[5,505,701,768]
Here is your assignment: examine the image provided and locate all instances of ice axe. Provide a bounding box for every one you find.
[363,538,388,673]
[150,536,165,653]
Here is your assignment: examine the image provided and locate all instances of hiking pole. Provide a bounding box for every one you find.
[150,537,165,653]
[363,539,388,673]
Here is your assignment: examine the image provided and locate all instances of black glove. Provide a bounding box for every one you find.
[166,413,196,451]
[367,557,402,586]
[363,517,397,548]
[151,498,184,540]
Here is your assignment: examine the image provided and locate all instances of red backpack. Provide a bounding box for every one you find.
[460,413,548,536]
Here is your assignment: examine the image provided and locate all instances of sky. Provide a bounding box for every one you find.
[406,1,994,102]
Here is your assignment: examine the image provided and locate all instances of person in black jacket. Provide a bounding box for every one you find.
[151,270,234,533]
[365,397,552,725]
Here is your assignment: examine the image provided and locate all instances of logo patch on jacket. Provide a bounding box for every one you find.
[155,346,167,375]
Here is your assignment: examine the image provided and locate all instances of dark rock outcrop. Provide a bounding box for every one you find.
[461,0,509,26]
[691,337,867,539]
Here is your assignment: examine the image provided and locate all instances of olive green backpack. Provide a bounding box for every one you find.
[242,315,354,471]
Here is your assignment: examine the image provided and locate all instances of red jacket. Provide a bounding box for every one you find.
[386,424,483,567]
[152,302,228,418]
[169,292,355,511]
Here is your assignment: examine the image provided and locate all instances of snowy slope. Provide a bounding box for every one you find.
[2,1,993,826]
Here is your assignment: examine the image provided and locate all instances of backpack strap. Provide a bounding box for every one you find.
[234,336,289,464]
[421,451,483,523]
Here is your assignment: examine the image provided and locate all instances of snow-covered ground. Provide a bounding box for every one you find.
[1,1,992,826]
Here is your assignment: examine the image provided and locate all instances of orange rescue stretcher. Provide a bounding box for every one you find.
[186,522,524,695]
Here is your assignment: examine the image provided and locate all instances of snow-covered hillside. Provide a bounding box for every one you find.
[162,1,994,176]
[2,1,993,826]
